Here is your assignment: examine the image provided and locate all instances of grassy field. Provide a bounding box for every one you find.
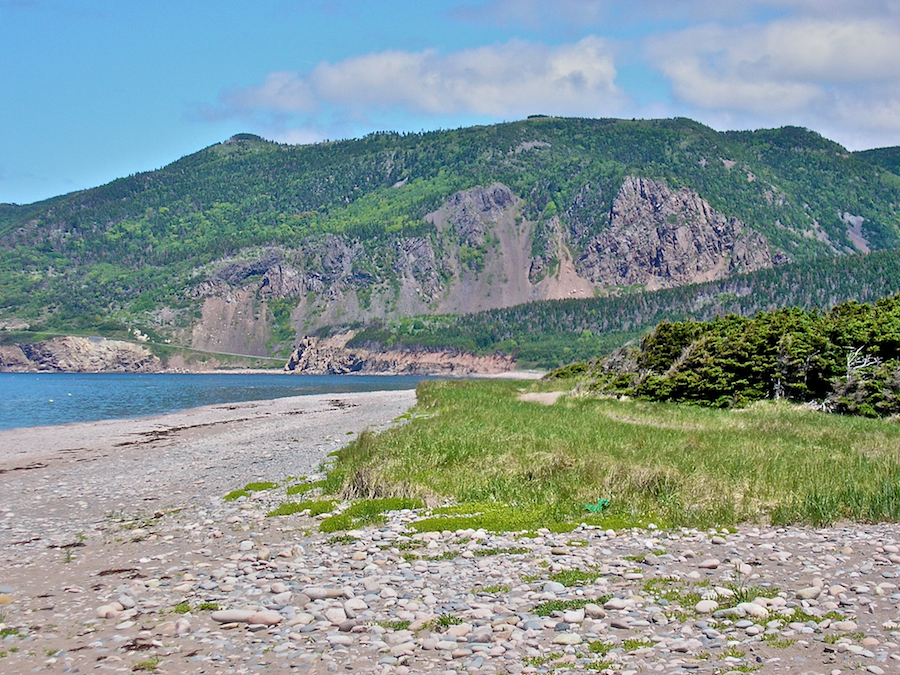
[321,379,900,530]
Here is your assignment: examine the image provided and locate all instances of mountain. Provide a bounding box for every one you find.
[855,146,900,176]
[2,117,900,362]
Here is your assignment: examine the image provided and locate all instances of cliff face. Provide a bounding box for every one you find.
[576,176,784,290]
[188,183,600,355]
[0,337,161,373]
[283,332,515,376]
[186,176,786,357]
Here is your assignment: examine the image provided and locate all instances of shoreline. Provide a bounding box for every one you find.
[0,370,541,433]
[0,372,429,434]
[0,389,415,512]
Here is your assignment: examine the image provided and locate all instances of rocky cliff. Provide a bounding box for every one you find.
[575,176,786,290]
[283,332,515,375]
[0,337,161,373]
[184,177,786,358]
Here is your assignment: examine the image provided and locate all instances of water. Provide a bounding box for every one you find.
[0,372,426,431]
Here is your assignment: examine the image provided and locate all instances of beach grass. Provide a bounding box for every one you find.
[321,379,900,529]
[223,481,278,501]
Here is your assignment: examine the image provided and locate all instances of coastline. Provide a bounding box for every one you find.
[0,388,417,525]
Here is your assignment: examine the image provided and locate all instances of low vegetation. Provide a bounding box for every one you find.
[551,294,900,417]
[223,481,278,501]
[320,379,900,528]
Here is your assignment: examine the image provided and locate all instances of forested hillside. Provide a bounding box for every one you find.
[1,117,900,360]
[347,247,900,367]
[856,146,900,176]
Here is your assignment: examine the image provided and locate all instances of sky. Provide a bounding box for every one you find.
[2,0,900,205]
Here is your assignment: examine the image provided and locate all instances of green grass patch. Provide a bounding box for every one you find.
[318,497,425,532]
[319,514,353,532]
[286,480,326,497]
[172,602,191,614]
[378,620,410,631]
[762,634,796,648]
[320,379,900,529]
[343,497,424,520]
[326,534,358,545]
[436,614,463,627]
[549,568,602,586]
[723,583,779,606]
[790,607,845,624]
[132,655,162,672]
[623,638,654,650]
[243,481,277,492]
[532,597,610,617]
[585,659,614,671]
[224,481,278,501]
[477,584,510,594]
[410,502,608,534]
[266,499,336,517]
[823,631,865,643]
[588,640,614,655]
[474,546,529,557]
[522,653,562,667]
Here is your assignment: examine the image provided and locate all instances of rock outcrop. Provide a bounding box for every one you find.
[0,337,161,373]
[283,332,515,376]
[576,176,785,290]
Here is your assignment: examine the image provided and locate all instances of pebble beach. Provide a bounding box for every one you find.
[2,389,900,675]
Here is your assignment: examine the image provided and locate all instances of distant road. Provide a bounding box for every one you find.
[6,329,287,363]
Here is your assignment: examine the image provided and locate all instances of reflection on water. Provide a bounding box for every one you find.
[0,373,426,431]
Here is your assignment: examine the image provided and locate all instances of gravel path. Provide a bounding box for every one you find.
[2,390,900,675]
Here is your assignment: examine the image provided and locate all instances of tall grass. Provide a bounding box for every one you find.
[325,380,900,528]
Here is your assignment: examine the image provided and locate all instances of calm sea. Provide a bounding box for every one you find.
[0,372,426,431]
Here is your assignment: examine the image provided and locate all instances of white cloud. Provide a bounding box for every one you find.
[218,37,624,124]
[646,17,900,143]
[225,71,316,113]
[452,0,900,28]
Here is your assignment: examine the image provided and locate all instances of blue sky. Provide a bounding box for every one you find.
[2,0,900,204]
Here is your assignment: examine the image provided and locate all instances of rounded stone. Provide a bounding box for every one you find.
[552,633,583,645]
[211,609,256,623]
[246,610,283,626]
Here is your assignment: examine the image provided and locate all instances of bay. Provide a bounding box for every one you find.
[0,372,426,431]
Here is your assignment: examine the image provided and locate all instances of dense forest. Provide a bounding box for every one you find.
[1,116,900,357]
[547,294,900,417]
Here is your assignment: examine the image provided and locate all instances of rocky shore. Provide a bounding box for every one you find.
[2,391,900,675]
[283,331,516,376]
[0,336,161,373]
